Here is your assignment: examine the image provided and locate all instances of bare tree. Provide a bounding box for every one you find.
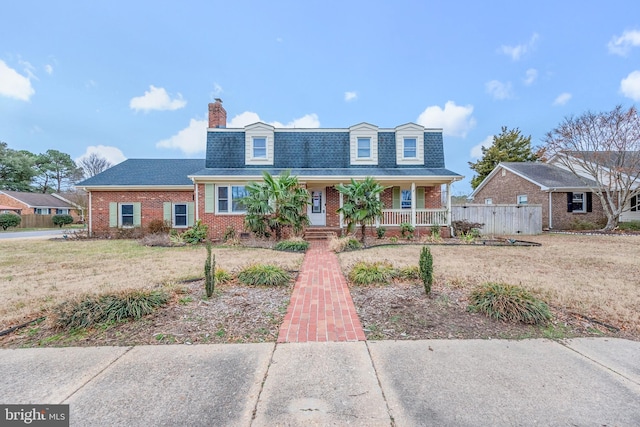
[544,105,640,231]
[78,153,112,178]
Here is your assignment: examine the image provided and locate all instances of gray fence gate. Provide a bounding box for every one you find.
[451,204,542,236]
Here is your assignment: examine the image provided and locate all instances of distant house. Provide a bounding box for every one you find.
[469,162,607,230]
[0,190,79,220]
[78,99,463,239]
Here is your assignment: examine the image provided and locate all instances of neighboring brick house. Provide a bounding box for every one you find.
[79,99,462,239]
[470,162,607,230]
[0,190,80,220]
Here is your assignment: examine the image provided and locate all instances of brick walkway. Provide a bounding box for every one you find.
[277,241,366,343]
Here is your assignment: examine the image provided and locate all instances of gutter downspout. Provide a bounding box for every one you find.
[194,181,199,222]
[87,190,92,237]
[548,190,554,230]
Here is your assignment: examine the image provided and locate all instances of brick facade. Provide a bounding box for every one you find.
[473,167,606,229]
[0,193,80,221]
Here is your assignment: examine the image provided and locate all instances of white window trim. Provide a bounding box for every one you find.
[572,192,586,213]
[484,198,493,205]
[119,203,135,228]
[517,195,528,205]
[245,123,274,165]
[57,208,70,215]
[357,137,372,159]
[215,184,248,215]
[35,208,50,215]
[173,203,189,228]
[395,123,425,165]
[349,123,378,165]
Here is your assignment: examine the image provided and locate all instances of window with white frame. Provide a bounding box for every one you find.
[517,195,528,205]
[403,138,417,158]
[120,204,134,226]
[217,185,248,213]
[484,198,493,205]
[357,137,371,159]
[173,204,188,227]
[571,192,586,213]
[252,137,267,159]
[57,208,70,215]
[631,194,639,212]
[34,208,50,215]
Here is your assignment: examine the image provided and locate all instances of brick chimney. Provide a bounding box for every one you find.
[208,98,227,128]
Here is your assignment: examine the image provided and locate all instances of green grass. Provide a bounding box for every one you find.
[237,264,291,286]
[468,282,552,325]
[618,221,640,231]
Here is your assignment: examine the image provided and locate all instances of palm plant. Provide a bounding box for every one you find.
[335,177,386,245]
[243,170,310,241]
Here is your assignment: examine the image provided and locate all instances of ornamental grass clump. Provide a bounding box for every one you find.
[238,264,290,286]
[348,261,396,285]
[468,282,552,325]
[204,241,216,298]
[274,238,310,252]
[54,289,169,330]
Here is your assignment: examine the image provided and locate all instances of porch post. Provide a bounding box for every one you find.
[194,182,199,222]
[411,182,416,226]
[446,182,451,225]
[339,186,344,230]
[376,193,380,228]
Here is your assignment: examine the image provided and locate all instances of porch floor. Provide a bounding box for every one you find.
[277,240,366,343]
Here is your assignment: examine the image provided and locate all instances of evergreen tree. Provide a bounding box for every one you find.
[469,127,540,189]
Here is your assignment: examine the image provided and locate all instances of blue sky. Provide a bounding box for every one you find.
[2,0,640,194]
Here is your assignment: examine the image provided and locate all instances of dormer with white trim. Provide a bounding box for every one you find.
[395,123,425,165]
[349,123,378,165]
[245,122,275,166]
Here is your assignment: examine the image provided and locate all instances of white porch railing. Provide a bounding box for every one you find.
[380,209,448,226]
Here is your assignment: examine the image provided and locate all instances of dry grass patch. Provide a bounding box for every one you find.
[0,239,303,329]
[338,234,640,335]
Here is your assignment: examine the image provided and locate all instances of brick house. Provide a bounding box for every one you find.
[469,162,607,229]
[79,100,462,239]
[0,190,80,220]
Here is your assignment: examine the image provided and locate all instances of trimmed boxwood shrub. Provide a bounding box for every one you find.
[0,213,21,230]
[52,214,74,228]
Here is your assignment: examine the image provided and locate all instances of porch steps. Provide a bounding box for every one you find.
[304,227,341,240]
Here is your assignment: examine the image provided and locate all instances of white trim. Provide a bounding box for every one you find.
[173,203,189,228]
[208,125,443,133]
[119,203,135,227]
[215,184,248,215]
[190,174,463,183]
[195,183,199,222]
[395,123,425,165]
[570,192,587,213]
[517,194,528,205]
[245,123,274,165]
[349,123,378,165]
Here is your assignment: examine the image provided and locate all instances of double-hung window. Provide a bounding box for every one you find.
[120,204,134,226]
[217,185,248,213]
[34,208,50,215]
[403,138,417,158]
[571,192,585,213]
[357,137,371,159]
[57,208,70,215]
[517,195,528,205]
[173,204,187,227]
[253,137,267,159]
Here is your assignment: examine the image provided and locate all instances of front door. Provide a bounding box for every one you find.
[308,187,326,226]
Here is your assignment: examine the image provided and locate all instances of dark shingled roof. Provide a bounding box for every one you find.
[502,162,598,188]
[77,159,205,187]
[190,167,461,178]
[0,190,74,208]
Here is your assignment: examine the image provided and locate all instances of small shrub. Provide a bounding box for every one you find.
[400,222,415,239]
[223,226,236,242]
[55,290,169,330]
[389,236,398,244]
[204,241,215,298]
[52,214,74,228]
[238,264,290,286]
[468,282,552,325]
[618,221,640,231]
[419,246,434,295]
[0,213,21,230]
[396,265,419,280]
[181,220,208,244]
[452,220,484,237]
[148,219,171,234]
[348,261,395,285]
[429,225,442,241]
[275,237,310,252]
[329,235,362,252]
[376,227,386,239]
[215,268,232,284]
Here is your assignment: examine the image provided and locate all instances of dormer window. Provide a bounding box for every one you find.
[252,137,267,159]
[357,137,371,159]
[403,138,417,158]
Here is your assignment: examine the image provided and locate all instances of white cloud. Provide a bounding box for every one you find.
[553,92,572,106]
[44,64,53,75]
[211,83,223,98]
[86,79,97,88]
[620,70,640,101]
[485,80,514,100]
[344,91,357,102]
[129,85,187,112]
[608,30,640,56]
[156,119,207,154]
[470,135,493,159]
[523,68,538,85]
[0,60,35,101]
[499,33,539,60]
[228,111,321,128]
[76,145,126,166]
[416,101,476,138]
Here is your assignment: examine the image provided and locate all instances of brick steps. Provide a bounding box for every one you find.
[303,227,340,241]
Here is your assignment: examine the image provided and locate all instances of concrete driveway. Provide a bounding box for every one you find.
[0,229,65,239]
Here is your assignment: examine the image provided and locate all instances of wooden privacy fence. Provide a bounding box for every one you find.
[17,214,55,229]
[451,204,542,236]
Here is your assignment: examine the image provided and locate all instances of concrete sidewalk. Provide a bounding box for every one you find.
[2,338,639,426]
